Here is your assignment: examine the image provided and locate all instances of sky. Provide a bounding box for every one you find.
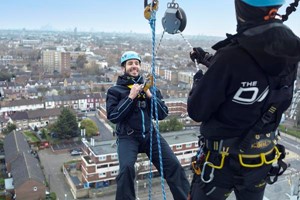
[0,0,299,37]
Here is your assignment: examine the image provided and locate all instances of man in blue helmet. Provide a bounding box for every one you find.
[106,51,190,200]
[187,0,300,199]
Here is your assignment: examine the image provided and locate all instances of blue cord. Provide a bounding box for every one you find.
[148,8,166,200]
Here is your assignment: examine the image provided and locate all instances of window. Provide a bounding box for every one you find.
[111,170,118,176]
[186,143,192,148]
[99,155,106,161]
[99,172,106,178]
[111,154,118,160]
[176,145,182,150]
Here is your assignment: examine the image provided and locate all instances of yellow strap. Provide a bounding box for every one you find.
[238,146,281,168]
[205,146,280,169]
[205,148,229,170]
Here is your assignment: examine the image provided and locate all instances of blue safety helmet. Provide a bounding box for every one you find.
[120,51,141,66]
[241,0,285,7]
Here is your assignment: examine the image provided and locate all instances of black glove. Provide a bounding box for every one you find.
[190,47,212,67]
[193,70,203,81]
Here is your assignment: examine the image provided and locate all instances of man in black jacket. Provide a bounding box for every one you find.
[106,51,190,200]
[187,0,300,199]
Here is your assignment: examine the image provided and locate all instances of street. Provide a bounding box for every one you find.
[87,113,114,141]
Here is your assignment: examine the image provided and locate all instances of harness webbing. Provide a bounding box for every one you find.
[148,6,167,200]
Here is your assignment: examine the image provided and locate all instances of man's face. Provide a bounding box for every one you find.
[123,59,141,77]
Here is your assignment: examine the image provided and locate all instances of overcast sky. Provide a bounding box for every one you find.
[0,0,299,37]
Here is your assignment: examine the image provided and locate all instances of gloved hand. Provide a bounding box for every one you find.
[190,47,212,67]
[193,70,203,81]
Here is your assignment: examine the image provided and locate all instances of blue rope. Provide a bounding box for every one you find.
[148,8,166,200]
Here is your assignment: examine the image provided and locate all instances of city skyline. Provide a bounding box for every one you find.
[0,0,299,37]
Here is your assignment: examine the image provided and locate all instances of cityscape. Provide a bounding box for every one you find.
[0,20,299,200]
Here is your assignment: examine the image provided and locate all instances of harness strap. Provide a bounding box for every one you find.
[266,144,288,184]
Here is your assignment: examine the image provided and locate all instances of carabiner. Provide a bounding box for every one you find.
[144,0,159,20]
[201,161,215,183]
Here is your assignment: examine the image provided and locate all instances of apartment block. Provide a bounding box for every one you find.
[80,130,199,188]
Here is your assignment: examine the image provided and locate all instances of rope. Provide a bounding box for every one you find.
[178,31,200,70]
[155,30,165,57]
[148,6,167,200]
[282,0,299,22]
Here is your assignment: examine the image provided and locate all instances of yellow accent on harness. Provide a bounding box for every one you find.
[238,146,281,168]
[144,0,159,20]
[205,147,229,170]
[191,161,201,175]
[143,74,154,92]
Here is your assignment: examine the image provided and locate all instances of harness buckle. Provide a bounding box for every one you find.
[137,101,147,108]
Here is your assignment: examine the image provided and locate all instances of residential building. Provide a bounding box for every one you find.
[80,130,198,188]
[10,108,61,130]
[0,99,44,116]
[45,93,103,111]
[3,131,46,200]
[42,50,71,73]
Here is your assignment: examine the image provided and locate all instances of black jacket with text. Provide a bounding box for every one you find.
[188,20,300,140]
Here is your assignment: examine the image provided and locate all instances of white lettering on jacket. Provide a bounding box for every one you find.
[233,81,269,105]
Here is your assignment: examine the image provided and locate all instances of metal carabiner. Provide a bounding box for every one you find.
[201,161,215,183]
[144,0,159,20]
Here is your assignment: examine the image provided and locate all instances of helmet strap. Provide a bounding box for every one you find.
[264,8,279,20]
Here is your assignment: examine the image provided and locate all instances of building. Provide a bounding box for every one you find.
[80,130,199,188]
[0,99,44,116]
[42,50,71,74]
[10,108,61,130]
[3,131,46,200]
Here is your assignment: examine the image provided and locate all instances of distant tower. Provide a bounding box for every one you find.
[74,27,78,39]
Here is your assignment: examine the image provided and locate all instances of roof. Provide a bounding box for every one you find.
[10,108,61,120]
[0,99,43,108]
[5,178,14,190]
[4,131,30,165]
[11,153,45,188]
[86,130,199,156]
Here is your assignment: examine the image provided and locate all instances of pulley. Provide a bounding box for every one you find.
[161,2,187,34]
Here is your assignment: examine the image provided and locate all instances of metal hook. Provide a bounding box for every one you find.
[201,161,215,183]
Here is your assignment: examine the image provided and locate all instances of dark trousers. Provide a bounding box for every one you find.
[116,132,190,200]
[190,155,272,200]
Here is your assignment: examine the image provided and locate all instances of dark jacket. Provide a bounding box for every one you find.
[106,74,168,135]
[188,21,300,140]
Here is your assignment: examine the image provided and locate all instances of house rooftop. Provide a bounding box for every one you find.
[84,130,199,156]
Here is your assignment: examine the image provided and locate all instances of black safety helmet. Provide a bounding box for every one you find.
[235,0,284,32]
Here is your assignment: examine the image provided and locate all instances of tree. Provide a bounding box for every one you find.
[0,72,12,81]
[159,117,183,132]
[76,54,87,69]
[80,119,99,138]
[2,123,17,135]
[51,108,78,139]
